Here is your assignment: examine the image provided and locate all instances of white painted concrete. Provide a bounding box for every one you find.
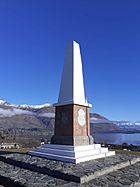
[41,143,100,151]
[35,147,101,158]
[29,144,115,164]
[105,151,116,157]
[54,41,91,107]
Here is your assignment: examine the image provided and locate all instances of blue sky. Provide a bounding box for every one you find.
[0,0,140,121]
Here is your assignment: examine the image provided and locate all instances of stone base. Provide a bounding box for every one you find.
[51,135,94,146]
[0,153,140,186]
[29,144,115,164]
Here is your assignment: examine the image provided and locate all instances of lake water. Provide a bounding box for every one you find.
[92,133,140,145]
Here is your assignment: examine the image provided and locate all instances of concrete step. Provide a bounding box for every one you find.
[30,149,115,164]
[36,147,101,158]
[42,143,101,151]
[29,151,77,163]
[100,147,109,154]
[36,147,108,158]
[30,143,107,163]
[105,151,116,157]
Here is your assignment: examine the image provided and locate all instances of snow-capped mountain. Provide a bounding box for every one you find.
[0,99,55,142]
[90,113,140,132]
[114,121,140,131]
[0,100,10,105]
[0,99,55,147]
[0,99,140,133]
[0,99,51,109]
[19,103,51,109]
[0,99,54,119]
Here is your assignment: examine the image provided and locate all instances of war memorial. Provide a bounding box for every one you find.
[29,41,115,163]
[0,41,140,186]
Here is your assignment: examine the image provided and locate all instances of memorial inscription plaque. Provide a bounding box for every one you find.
[78,109,86,126]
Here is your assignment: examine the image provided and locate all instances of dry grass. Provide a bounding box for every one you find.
[0,148,34,153]
[111,149,140,156]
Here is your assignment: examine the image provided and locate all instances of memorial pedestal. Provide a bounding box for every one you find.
[29,144,115,164]
[51,104,93,146]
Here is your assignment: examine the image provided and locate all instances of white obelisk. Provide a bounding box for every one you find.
[29,41,115,163]
[57,41,89,107]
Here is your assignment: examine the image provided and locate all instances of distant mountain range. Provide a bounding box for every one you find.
[113,121,140,132]
[0,99,140,134]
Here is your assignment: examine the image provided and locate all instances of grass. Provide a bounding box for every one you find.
[111,149,140,156]
[0,148,33,154]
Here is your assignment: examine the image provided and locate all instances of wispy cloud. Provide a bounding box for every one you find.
[0,108,34,117]
[38,112,55,118]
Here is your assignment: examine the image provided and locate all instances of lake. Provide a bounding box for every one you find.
[92,133,140,145]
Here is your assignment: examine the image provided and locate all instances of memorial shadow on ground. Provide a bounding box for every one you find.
[0,175,25,187]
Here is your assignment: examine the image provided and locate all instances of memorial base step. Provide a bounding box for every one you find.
[29,144,115,164]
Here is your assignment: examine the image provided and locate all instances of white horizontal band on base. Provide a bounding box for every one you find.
[29,144,115,164]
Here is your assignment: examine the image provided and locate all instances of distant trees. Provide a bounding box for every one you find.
[122,142,128,147]
[0,128,52,148]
